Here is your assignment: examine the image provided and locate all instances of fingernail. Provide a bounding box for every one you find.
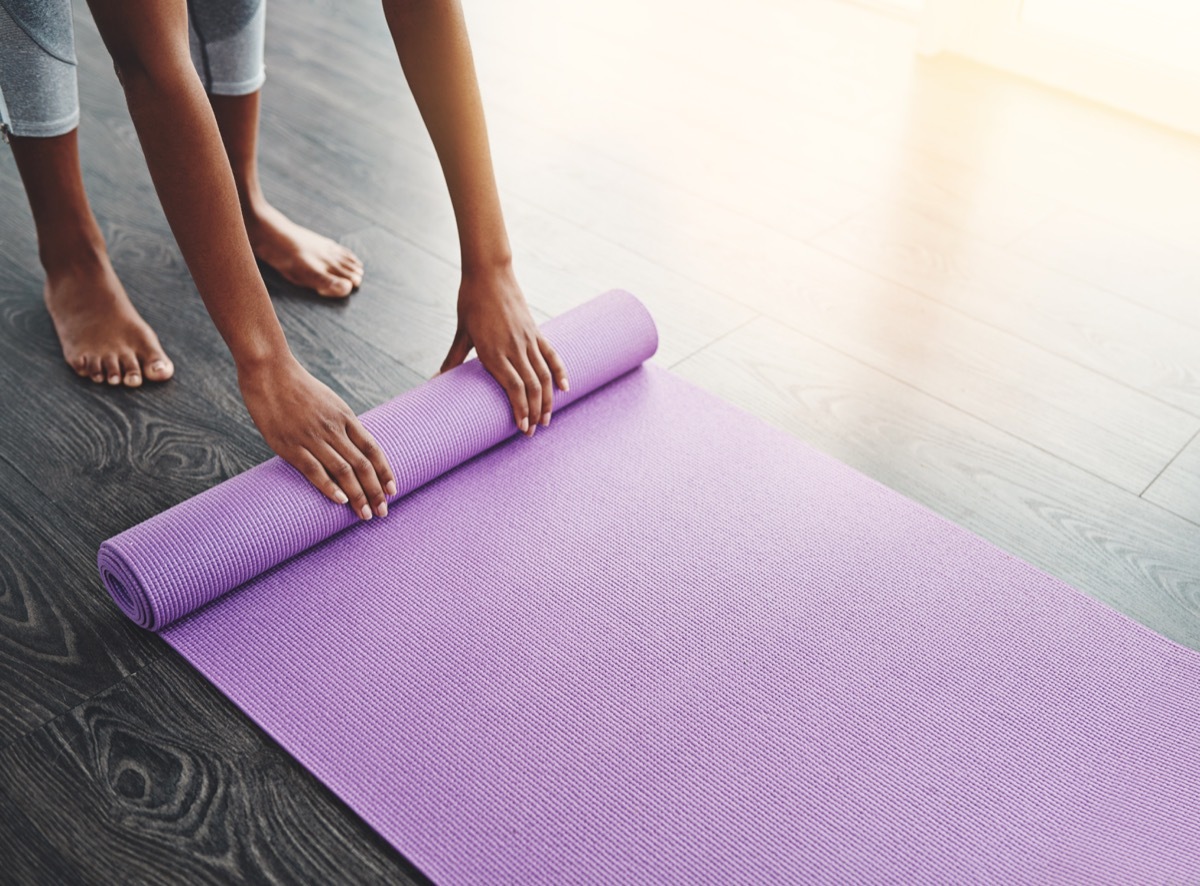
[360,504,372,520]
[385,480,397,496]
[377,501,388,518]
[334,490,349,504]
[542,412,551,427]
[562,378,570,392]
[519,417,529,433]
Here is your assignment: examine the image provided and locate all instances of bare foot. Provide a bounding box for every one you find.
[44,249,174,388]
[244,202,364,298]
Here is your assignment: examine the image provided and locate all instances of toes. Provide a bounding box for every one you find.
[337,247,364,272]
[315,274,353,298]
[72,354,91,378]
[143,352,174,382]
[86,354,105,383]
[101,354,122,386]
[336,258,364,289]
[119,351,142,388]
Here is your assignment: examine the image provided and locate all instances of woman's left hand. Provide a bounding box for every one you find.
[440,264,569,434]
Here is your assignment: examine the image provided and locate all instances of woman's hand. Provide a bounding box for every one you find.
[238,354,396,520]
[440,264,569,434]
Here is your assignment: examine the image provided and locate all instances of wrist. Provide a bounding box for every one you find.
[460,249,513,281]
[233,335,295,381]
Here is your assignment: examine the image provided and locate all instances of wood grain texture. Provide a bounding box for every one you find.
[1144,431,1200,527]
[672,316,1200,649]
[689,228,1198,493]
[0,466,160,749]
[0,657,427,885]
[814,203,1200,416]
[0,788,87,885]
[1009,207,1200,330]
[3,0,1200,879]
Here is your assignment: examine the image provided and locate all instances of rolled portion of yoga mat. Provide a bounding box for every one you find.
[98,289,658,630]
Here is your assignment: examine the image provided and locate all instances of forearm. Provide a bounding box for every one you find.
[88,0,289,370]
[382,0,511,275]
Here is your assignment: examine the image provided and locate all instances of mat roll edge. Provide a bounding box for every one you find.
[98,289,659,630]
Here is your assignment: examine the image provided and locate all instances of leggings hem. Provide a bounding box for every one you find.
[2,108,78,137]
[205,69,266,97]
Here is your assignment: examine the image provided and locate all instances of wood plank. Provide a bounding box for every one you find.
[1144,432,1200,527]
[667,222,1197,492]
[673,316,1200,650]
[814,202,1200,417]
[0,466,160,748]
[1010,207,1200,331]
[0,657,425,884]
[0,788,87,884]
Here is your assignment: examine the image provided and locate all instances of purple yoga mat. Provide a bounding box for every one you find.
[100,290,1200,883]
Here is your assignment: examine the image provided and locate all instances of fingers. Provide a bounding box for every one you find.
[289,448,351,507]
[513,356,542,436]
[526,341,554,428]
[312,440,375,521]
[346,418,397,501]
[493,358,532,434]
[539,335,569,394]
[439,328,474,375]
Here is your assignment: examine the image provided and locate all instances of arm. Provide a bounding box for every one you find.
[86,0,394,519]
[383,0,568,433]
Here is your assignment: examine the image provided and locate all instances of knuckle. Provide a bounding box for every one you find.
[352,455,373,474]
[331,461,354,479]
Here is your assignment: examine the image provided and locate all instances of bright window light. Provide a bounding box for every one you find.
[1021,0,1200,76]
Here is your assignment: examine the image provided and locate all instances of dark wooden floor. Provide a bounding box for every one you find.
[2,0,1199,881]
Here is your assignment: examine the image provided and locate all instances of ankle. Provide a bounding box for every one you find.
[38,227,110,277]
[236,180,272,228]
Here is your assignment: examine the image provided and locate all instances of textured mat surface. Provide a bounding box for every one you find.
[101,291,1200,884]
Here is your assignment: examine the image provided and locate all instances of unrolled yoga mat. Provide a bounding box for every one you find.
[100,290,1200,883]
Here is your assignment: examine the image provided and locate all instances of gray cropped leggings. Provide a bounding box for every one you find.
[0,0,266,138]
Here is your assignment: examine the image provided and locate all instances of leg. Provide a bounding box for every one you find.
[83,0,395,519]
[0,2,172,386]
[212,90,364,297]
[9,132,173,385]
[188,0,363,297]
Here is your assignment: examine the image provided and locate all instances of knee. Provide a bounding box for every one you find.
[108,41,192,97]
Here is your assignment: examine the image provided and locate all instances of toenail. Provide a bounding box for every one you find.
[108,375,121,385]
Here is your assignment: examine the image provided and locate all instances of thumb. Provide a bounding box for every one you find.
[439,328,474,375]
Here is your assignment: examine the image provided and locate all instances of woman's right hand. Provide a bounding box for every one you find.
[238,353,396,520]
